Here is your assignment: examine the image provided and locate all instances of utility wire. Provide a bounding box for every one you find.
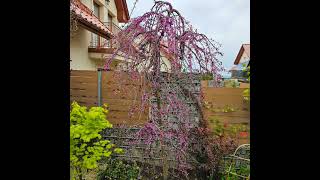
[129,0,139,17]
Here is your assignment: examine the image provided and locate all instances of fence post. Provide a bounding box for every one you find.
[97,69,102,106]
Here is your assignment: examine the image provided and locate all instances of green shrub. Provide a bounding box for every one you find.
[242,65,250,102]
[243,88,250,101]
[201,73,214,80]
[97,159,140,180]
[224,79,240,88]
[70,102,124,180]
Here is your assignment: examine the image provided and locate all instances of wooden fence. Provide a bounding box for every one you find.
[70,71,250,144]
[201,86,250,144]
[70,70,148,126]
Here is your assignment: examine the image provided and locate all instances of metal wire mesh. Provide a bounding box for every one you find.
[222,144,250,179]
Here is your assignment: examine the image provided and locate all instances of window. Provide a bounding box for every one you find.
[108,14,112,23]
[93,2,100,18]
[92,2,100,47]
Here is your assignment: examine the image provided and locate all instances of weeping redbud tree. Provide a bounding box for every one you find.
[104,1,228,178]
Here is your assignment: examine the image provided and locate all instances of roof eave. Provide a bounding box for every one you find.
[234,46,244,65]
[115,0,130,23]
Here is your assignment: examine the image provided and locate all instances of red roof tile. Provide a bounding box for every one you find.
[70,0,113,39]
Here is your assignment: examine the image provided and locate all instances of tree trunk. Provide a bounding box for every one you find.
[154,47,169,180]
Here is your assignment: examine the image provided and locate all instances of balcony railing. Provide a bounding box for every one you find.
[105,22,121,35]
[89,22,121,49]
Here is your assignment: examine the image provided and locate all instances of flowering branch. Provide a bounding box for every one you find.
[104,1,226,178]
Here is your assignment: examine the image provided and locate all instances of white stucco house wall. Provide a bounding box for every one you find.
[70,0,130,71]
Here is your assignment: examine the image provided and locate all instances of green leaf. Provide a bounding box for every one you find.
[70,101,120,178]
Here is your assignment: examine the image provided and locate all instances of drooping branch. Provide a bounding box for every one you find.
[104,1,225,178]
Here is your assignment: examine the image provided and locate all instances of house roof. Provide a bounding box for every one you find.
[70,0,113,39]
[115,0,130,23]
[234,44,250,65]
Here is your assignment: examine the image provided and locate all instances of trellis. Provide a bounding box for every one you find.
[222,144,250,179]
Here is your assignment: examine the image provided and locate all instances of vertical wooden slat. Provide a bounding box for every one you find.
[70,70,98,108]
[70,70,149,126]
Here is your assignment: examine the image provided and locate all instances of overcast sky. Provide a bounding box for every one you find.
[126,0,250,75]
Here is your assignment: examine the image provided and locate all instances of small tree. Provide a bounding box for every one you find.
[105,1,226,178]
[242,64,250,101]
[70,102,123,180]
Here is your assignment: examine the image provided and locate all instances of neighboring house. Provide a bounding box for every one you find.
[70,0,130,71]
[229,44,250,81]
[70,0,173,72]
